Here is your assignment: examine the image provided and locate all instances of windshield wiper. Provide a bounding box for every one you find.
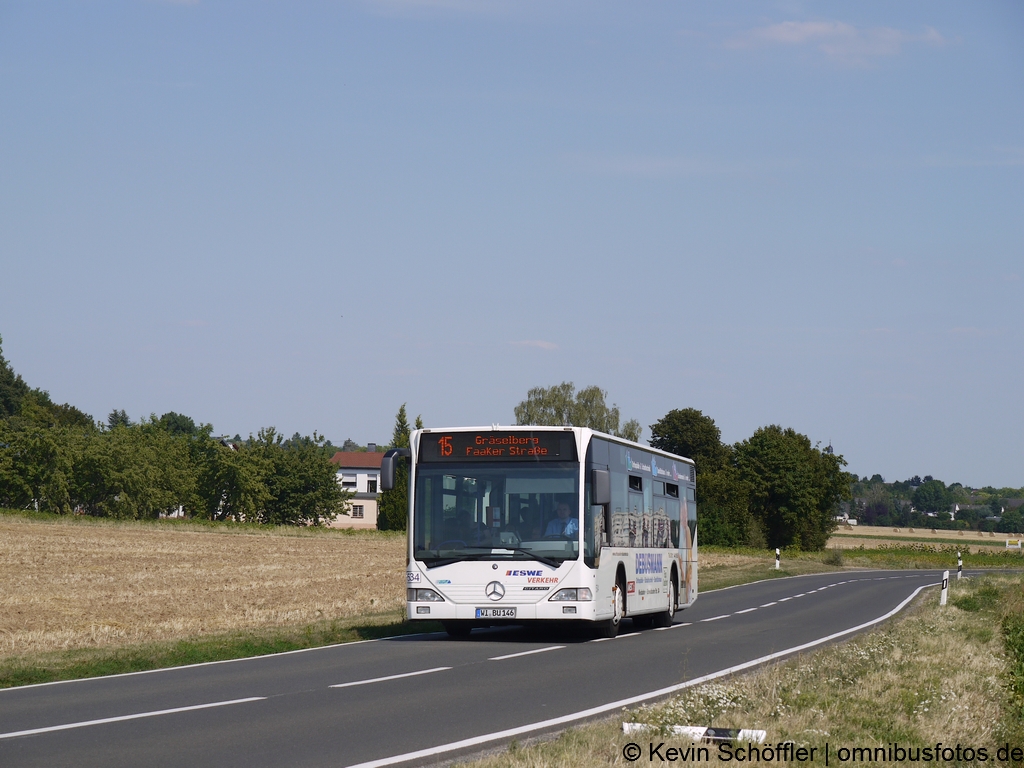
[420,547,561,569]
[421,548,492,568]
[422,558,460,569]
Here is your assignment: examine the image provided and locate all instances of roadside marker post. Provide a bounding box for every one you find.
[940,570,949,606]
[957,552,962,580]
[775,548,780,570]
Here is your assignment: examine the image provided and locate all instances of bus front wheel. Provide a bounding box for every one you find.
[597,579,625,639]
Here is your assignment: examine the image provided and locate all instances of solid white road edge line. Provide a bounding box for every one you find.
[342,581,939,768]
[0,697,266,741]
[330,667,451,688]
[489,646,565,661]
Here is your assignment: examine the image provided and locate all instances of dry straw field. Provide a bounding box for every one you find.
[0,516,406,659]
[1,515,790,660]
[3,512,1018,663]
[828,525,1021,553]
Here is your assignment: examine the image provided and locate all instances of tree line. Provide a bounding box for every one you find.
[17,334,994,548]
[511,383,849,551]
[0,337,347,524]
[373,383,849,550]
[849,474,1024,533]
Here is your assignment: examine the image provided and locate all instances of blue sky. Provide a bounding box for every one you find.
[1,1,1021,487]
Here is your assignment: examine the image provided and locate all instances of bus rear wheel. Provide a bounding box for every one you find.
[653,576,677,628]
[596,579,625,639]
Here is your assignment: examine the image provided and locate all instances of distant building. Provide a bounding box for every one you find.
[329,452,385,529]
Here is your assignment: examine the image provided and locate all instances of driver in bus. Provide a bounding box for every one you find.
[545,502,579,538]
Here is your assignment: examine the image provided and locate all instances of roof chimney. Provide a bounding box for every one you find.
[367,442,376,453]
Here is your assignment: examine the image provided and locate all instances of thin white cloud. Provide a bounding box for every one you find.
[510,340,558,351]
[564,152,796,178]
[949,327,1002,338]
[363,0,512,17]
[728,21,946,66]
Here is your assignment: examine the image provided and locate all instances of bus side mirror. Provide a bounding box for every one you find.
[380,448,411,491]
[591,469,610,506]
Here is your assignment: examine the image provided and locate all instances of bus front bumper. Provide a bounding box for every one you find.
[407,601,606,622]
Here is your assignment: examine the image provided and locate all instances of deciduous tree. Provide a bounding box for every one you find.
[912,479,950,513]
[514,382,641,441]
[649,408,729,472]
[649,407,756,547]
[734,425,849,551]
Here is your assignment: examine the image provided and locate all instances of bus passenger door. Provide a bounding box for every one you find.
[626,492,643,612]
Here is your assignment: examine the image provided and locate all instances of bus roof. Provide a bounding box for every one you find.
[412,426,695,466]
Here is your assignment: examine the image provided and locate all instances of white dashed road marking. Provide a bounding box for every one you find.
[489,646,564,661]
[331,667,451,689]
[0,698,266,741]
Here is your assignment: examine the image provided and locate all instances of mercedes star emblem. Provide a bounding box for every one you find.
[485,581,505,601]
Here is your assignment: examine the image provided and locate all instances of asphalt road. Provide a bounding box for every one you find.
[0,569,955,768]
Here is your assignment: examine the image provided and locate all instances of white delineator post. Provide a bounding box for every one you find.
[940,570,949,606]
[775,548,780,570]
[957,551,962,580]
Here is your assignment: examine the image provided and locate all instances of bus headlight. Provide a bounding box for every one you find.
[407,588,445,602]
[549,588,592,602]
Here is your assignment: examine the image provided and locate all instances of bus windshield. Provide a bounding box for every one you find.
[413,462,580,566]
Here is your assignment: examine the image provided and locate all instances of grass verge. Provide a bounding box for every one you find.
[459,573,1024,767]
[0,610,439,689]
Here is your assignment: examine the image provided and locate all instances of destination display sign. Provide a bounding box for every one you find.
[419,432,577,463]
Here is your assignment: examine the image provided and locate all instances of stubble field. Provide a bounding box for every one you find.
[1,513,826,661]
[828,524,1021,553]
[0,515,406,659]
[2,512,1018,667]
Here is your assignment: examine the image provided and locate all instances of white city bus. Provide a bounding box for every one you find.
[381,426,698,638]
